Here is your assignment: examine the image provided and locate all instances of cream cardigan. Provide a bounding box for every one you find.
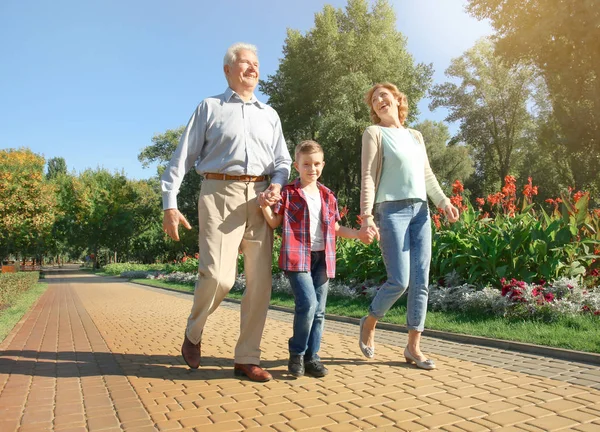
[360,125,449,228]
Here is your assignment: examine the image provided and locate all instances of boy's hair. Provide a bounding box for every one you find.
[294,140,324,160]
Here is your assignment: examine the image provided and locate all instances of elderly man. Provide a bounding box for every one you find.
[161,42,291,382]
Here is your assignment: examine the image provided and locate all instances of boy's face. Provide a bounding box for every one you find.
[294,151,325,184]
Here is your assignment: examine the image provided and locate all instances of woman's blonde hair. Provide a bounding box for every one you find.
[364,82,409,125]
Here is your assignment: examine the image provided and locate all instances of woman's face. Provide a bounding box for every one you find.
[371,87,399,119]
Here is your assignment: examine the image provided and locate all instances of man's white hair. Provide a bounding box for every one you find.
[223,42,258,67]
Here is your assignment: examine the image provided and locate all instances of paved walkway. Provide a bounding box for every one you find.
[1,267,600,432]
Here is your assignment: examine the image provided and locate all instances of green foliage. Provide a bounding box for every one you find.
[432,198,600,288]
[0,149,57,261]
[0,272,40,308]
[101,263,165,276]
[467,0,600,195]
[0,282,47,343]
[429,38,538,196]
[260,0,432,215]
[138,127,202,229]
[335,238,385,282]
[46,157,67,180]
[414,120,474,193]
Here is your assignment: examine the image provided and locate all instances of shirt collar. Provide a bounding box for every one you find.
[291,178,328,194]
[224,87,265,108]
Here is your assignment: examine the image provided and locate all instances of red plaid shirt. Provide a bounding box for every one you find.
[274,179,341,278]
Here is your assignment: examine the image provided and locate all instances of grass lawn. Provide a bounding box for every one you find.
[0,283,48,343]
[132,279,600,354]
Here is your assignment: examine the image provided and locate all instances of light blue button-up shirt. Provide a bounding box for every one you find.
[161,87,292,210]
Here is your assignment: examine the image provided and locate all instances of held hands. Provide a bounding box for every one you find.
[163,208,192,241]
[257,192,269,209]
[358,225,380,245]
[262,183,282,207]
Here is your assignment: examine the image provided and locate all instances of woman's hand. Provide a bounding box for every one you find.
[358,225,380,244]
[440,202,460,223]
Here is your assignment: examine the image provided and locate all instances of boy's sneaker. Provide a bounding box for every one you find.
[304,359,328,377]
[288,355,304,377]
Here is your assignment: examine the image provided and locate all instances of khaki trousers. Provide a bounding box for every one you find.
[186,179,273,365]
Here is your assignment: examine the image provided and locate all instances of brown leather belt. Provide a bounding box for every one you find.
[203,173,269,182]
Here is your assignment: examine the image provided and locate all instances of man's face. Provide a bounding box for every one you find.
[224,49,259,94]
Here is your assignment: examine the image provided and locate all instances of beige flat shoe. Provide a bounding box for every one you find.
[359,316,375,358]
[404,347,436,370]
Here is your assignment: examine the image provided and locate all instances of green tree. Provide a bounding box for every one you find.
[260,0,433,214]
[413,120,474,193]
[138,127,201,255]
[0,148,57,262]
[429,38,537,196]
[516,80,575,203]
[467,0,600,194]
[46,157,67,180]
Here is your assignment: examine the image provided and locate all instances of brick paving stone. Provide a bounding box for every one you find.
[484,410,535,427]
[451,407,487,421]
[525,414,580,430]
[323,424,360,432]
[578,423,600,432]
[3,268,600,432]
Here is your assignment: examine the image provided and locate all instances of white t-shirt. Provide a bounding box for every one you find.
[305,189,324,251]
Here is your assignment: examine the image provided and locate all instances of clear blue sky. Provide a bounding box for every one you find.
[0,0,491,180]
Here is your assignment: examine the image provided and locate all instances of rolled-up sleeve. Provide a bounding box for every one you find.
[270,114,292,187]
[161,103,207,210]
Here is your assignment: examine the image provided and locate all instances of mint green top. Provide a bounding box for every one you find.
[375,126,427,204]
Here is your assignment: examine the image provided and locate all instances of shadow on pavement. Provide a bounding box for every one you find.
[0,350,411,381]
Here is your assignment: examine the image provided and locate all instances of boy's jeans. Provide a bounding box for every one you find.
[286,251,329,361]
[370,199,432,332]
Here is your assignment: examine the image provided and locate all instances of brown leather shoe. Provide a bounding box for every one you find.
[181,334,201,369]
[233,363,272,382]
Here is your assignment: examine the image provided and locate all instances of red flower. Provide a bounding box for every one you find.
[487,192,504,207]
[523,177,539,201]
[573,190,586,203]
[452,180,464,195]
[339,206,349,219]
[475,197,485,208]
[432,213,441,229]
[450,194,464,209]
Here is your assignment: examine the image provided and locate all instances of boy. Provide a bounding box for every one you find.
[258,140,361,378]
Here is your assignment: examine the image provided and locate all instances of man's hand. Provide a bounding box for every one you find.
[257,192,268,209]
[358,225,380,244]
[440,202,460,223]
[263,183,282,206]
[163,208,192,241]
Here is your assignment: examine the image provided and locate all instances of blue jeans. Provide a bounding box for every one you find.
[286,251,329,361]
[369,199,432,332]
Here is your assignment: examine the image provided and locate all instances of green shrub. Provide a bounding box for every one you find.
[431,178,600,288]
[0,272,40,308]
[102,263,165,276]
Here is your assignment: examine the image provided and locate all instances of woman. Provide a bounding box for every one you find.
[358,82,459,369]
